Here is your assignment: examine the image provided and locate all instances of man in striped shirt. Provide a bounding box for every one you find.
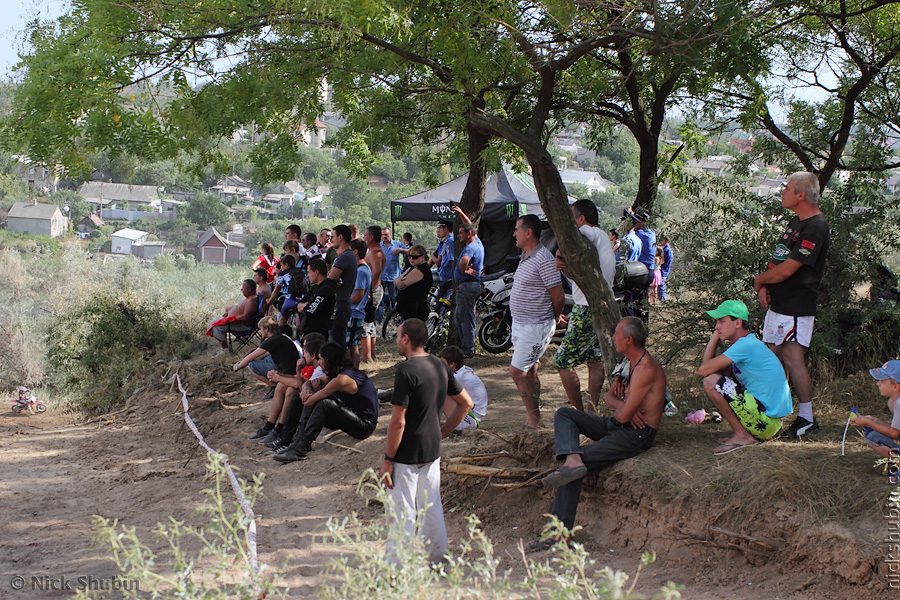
[509,214,564,430]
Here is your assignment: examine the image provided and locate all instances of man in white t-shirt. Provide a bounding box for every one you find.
[438,346,488,432]
[553,199,616,413]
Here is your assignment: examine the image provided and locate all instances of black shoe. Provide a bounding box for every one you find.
[264,439,290,455]
[262,387,276,400]
[248,426,271,441]
[272,440,311,463]
[262,434,287,448]
[258,428,280,445]
[778,416,819,439]
[463,352,476,359]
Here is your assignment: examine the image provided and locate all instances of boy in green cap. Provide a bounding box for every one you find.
[698,300,793,455]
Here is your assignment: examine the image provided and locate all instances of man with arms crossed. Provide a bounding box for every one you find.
[510,214,563,429]
[754,172,830,438]
[698,300,793,455]
[538,317,665,544]
[451,210,484,358]
[553,199,616,413]
[381,319,474,564]
[326,225,357,347]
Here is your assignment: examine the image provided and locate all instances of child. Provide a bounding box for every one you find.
[855,360,900,482]
[438,345,487,432]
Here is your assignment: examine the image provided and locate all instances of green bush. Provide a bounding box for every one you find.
[47,293,199,414]
[659,172,900,375]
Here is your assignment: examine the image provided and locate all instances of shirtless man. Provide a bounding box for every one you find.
[362,225,386,362]
[207,279,258,348]
[537,317,666,544]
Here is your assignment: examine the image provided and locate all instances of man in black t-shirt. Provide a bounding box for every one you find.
[234,316,300,444]
[754,172,831,439]
[297,258,335,337]
[327,224,357,348]
[381,319,473,565]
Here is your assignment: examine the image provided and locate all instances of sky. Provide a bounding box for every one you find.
[0,0,67,79]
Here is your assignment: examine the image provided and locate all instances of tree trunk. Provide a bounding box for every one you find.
[527,150,621,371]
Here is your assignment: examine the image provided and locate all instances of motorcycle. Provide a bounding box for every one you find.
[12,387,46,414]
[477,260,650,354]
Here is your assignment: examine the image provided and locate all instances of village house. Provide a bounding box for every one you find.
[7,201,66,237]
[198,227,246,264]
[111,228,149,254]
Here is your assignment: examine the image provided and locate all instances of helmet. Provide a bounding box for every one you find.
[18,386,28,393]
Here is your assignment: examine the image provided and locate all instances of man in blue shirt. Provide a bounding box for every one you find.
[380,227,404,315]
[622,211,645,321]
[348,239,371,369]
[451,208,484,358]
[658,236,673,301]
[698,300,792,455]
[429,221,455,314]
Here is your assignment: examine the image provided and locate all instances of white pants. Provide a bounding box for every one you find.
[386,458,447,564]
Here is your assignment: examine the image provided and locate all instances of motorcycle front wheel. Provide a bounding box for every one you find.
[478,311,513,353]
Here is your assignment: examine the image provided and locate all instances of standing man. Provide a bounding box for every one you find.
[429,221,455,313]
[509,214,564,430]
[622,213,643,320]
[553,200,616,413]
[698,301,793,454]
[348,239,371,369]
[362,225,386,362]
[452,211,484,359]
[538,317,665,543]
[658,235,674,302]
[381,319,474,564]
[285,224,302,243]
[754,172,830,438]
[634,210,656,324]
[326,225,357,347]
[380,227,404,314]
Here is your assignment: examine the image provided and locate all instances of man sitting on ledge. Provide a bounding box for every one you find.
[537,317,665,548]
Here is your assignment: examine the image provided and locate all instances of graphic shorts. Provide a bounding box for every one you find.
[347,317,364,347]
[511,319,555,372]
[553,305,603,370]
[715,376,783,440]
[762,310,814,348]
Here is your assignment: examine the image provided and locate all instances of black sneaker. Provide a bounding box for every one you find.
[258,428,280,445]
[248,426,271,441]
[272,440,311,463]
[778,416,819,439]
[263,439,290,455]
[262,387,276,400]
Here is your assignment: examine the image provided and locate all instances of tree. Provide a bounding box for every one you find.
[180,192,230,230]
[49,189,91,223]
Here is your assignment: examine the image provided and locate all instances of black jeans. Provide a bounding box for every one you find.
[284,394,376,446]
[329,304,352,347]
[550,408,656,529]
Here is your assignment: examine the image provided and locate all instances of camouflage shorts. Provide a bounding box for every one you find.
[553,305,603,370]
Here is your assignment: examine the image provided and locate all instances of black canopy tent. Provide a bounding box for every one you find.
[390,167,576,273]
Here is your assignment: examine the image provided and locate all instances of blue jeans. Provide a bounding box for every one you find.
[380,281,397,317]
[550,408,656,529]
[454,281,481,354]
[658,274,669,302]
[248,356,277,377]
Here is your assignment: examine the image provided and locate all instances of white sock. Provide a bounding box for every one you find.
[798,402,813,421]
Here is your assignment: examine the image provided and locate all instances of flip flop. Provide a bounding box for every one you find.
[714,441,758,455]
[542,465,588,488]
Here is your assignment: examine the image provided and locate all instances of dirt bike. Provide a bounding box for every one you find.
[477,260,651,354]
[12,395,46,414]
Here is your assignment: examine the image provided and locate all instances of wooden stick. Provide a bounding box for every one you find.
[445,451,510,463]
[500,468,556,492]
[444,463,545,479]
[325,440,363,454]
[709,526,775,550]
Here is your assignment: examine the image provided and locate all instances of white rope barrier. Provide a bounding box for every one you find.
[173,374,262,596]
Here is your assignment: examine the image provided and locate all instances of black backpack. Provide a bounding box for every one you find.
[286,267,310,299]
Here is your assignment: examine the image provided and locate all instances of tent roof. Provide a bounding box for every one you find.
[390,167,573,222]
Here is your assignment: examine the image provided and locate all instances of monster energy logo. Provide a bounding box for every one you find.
[394,204,402,218]
[505,203,515,218]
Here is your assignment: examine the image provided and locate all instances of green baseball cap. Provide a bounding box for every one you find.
[706,300,749,321]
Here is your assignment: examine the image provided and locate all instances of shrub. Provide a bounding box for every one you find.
[47,293,198,413]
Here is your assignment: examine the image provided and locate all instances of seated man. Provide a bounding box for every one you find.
[539,317,665,544]
[438,345,488,432]
[235,317,300,443]
[206,279,259,348]
[273,340,379,463]
[263,333,328,454]
[252,267,273,316]
[698,300,793,455]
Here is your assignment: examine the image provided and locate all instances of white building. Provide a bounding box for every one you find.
[111,228,149,254]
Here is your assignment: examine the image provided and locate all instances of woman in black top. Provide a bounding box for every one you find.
[394,245,433,321]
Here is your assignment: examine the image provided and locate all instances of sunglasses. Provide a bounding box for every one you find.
[410,254,424,259]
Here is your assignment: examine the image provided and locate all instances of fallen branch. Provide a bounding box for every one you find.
[444,463,546,479]
[709,526,776,551]
[325,440,364,454]
[446,451,510,463]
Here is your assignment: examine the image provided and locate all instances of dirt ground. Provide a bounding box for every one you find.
[0,342,895,599]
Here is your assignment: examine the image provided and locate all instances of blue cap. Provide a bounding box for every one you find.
[869,360,900,382]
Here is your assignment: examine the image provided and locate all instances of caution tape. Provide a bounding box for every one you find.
[174,374,263,597]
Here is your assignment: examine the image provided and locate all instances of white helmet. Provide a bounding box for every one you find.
[18,386,28,393]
